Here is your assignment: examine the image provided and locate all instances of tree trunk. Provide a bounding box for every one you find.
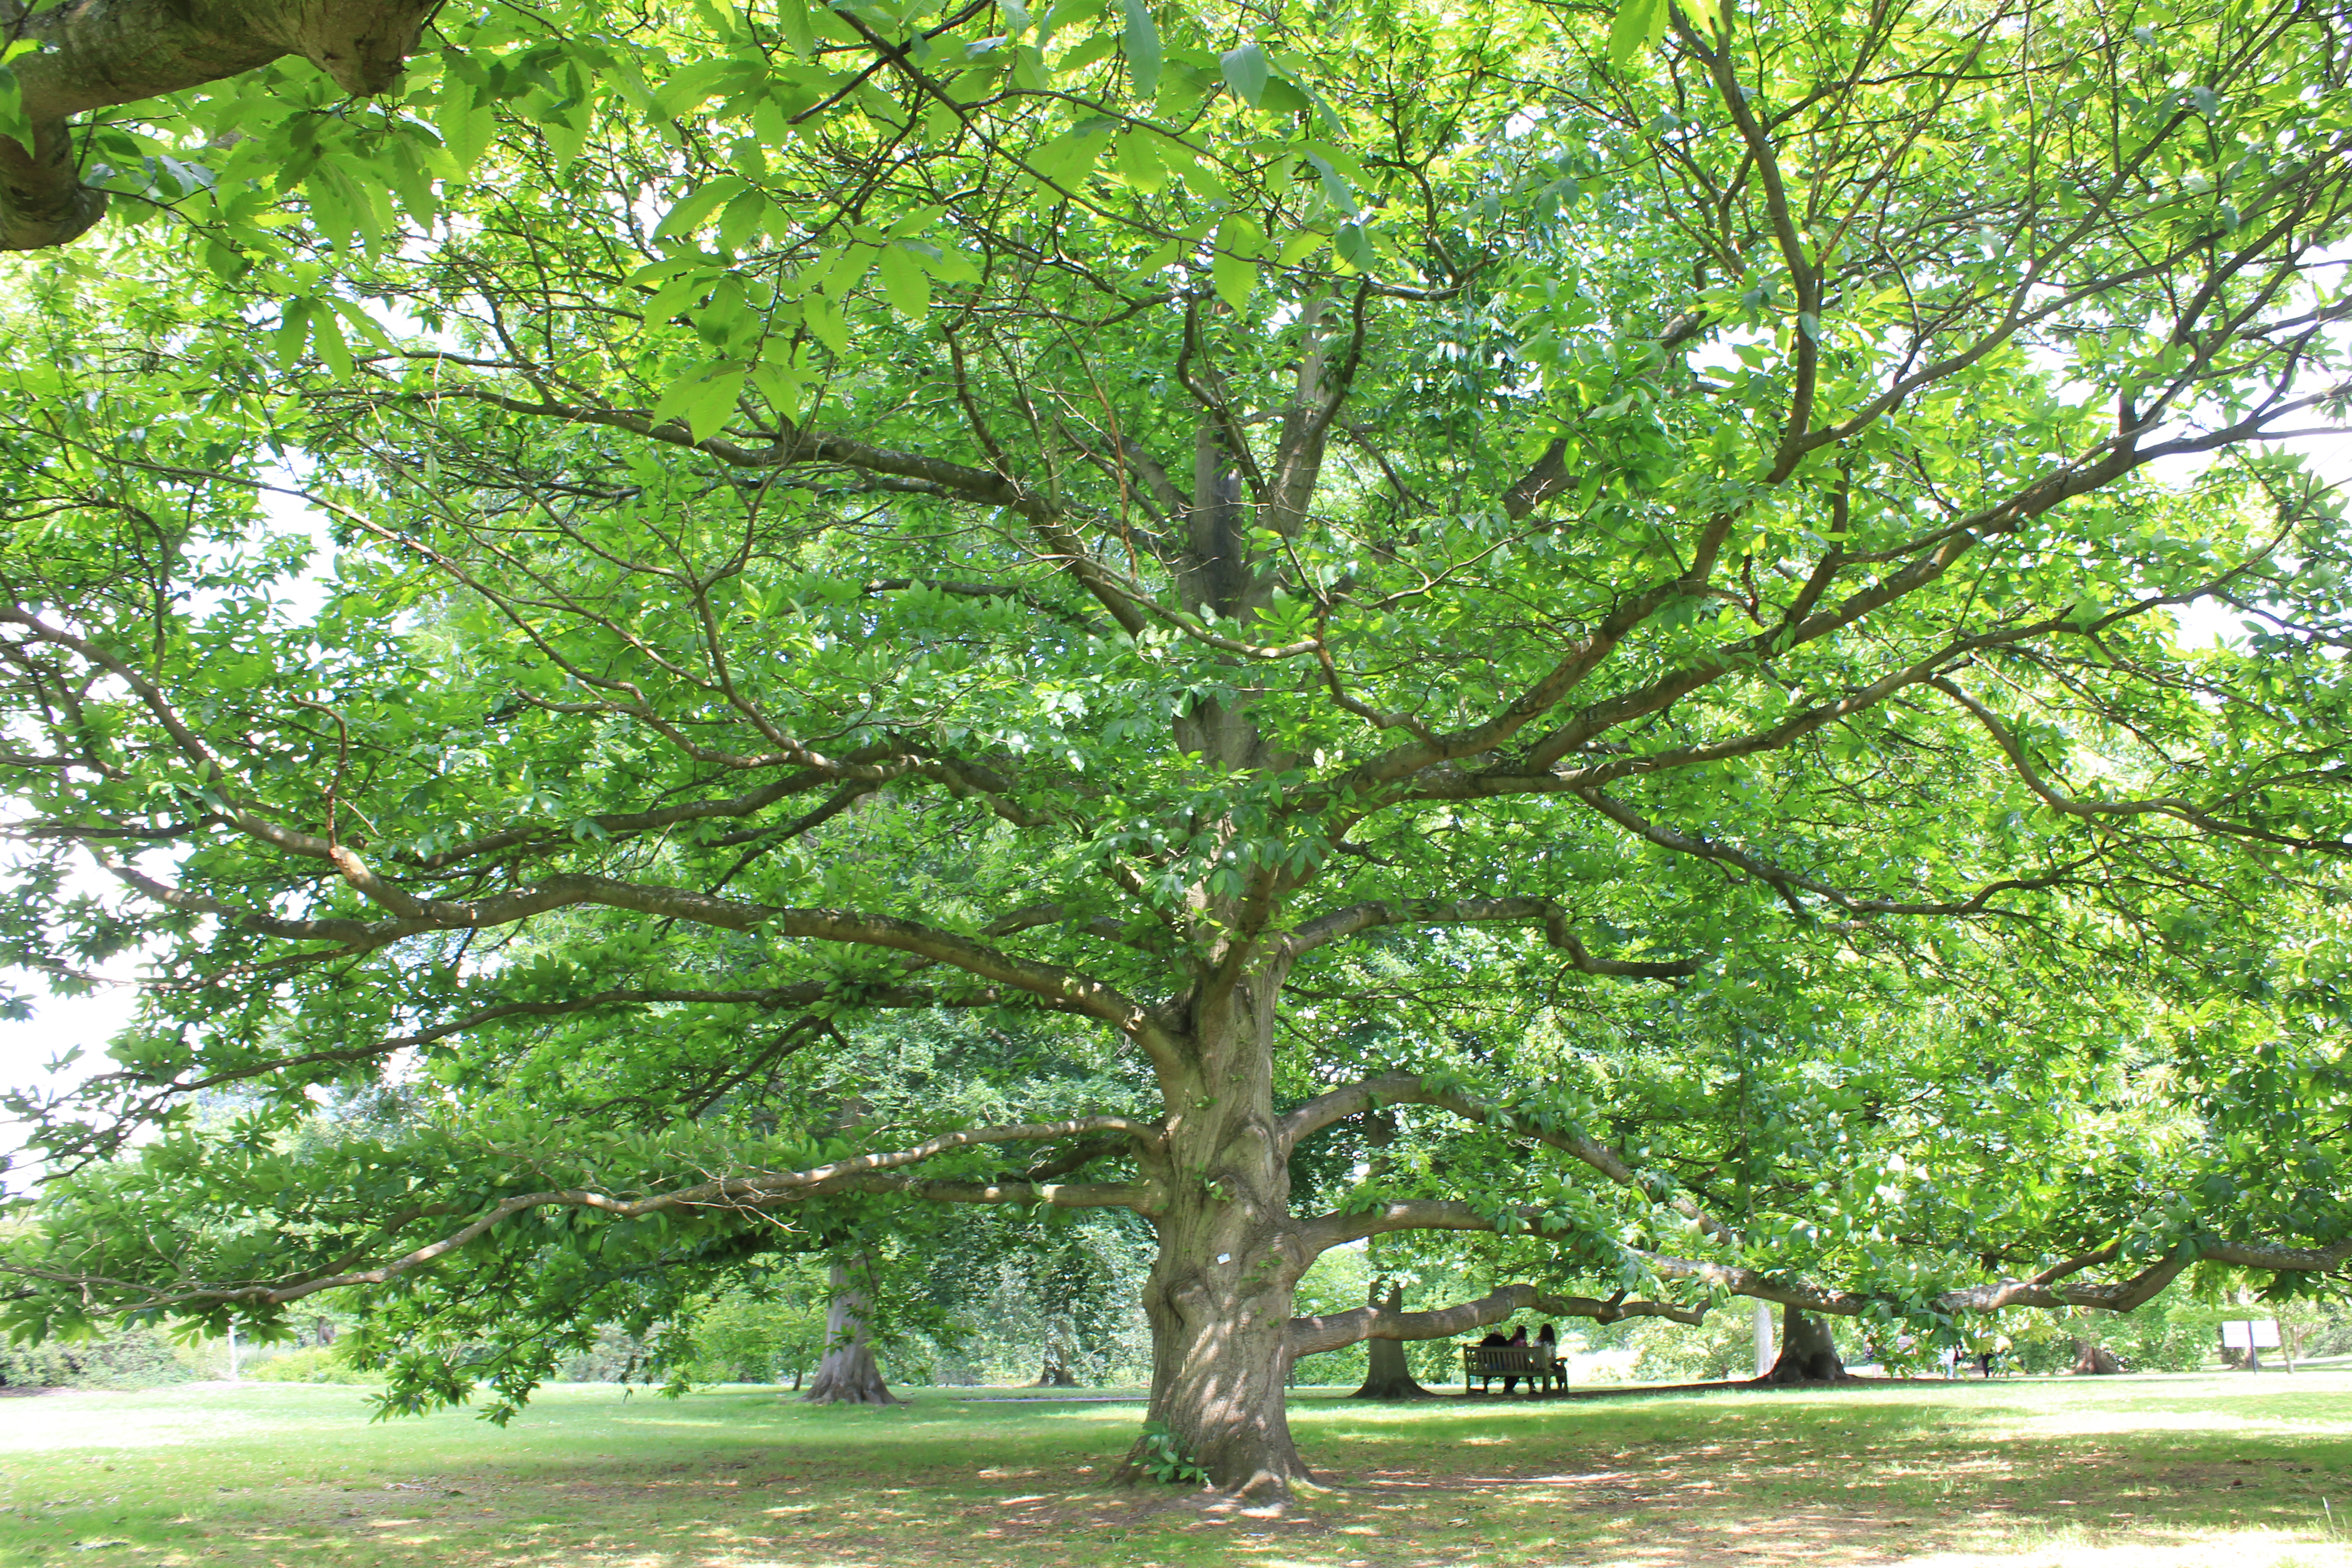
[801,1263,903,1406]
[1759,1305,1845,1383]
[1124,968,1311,1499]
[1034,1325,1080,1387]
[1352,1285,1433,1400]
[2071,1338,2125,1375]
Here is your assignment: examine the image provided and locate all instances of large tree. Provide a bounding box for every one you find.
[5,0,2352,1499]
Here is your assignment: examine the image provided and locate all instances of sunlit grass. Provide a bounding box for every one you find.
[5,1372,2352,1565]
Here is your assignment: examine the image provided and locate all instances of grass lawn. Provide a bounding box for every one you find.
[5,1372,2352,1567]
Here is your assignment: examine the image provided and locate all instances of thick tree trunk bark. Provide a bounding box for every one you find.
[801,1263,903,1406]
[1759,1304,1845,1383]
[1124,968,1311,1499]
[1352,1285,1433,1400]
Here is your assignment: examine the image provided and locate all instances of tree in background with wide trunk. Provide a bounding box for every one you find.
[5,0,2352,1501]
[1352,1284,1434,1400]
[801,1261,902,1405]
[1762,1307,1848,1384]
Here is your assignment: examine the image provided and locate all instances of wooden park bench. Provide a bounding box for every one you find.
[1462,1345,1567,1395]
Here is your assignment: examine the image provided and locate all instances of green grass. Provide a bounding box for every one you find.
[6,1372,2352,1566]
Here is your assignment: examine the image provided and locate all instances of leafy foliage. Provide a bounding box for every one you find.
[1134,1421,1212,1485]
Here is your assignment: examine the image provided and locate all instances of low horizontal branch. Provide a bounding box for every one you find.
[1289,1282,1705,1357]
[80,983,850,1102]
[7,1116,1166,1312]
[823,1175,1156,1209]
[1290,1182,2348,1330]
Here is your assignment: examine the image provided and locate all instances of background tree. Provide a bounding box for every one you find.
[4,0,2352,1500]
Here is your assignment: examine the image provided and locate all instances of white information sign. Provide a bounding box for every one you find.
[2222,1319,2282,1349]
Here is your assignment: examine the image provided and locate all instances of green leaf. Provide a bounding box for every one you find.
[651,362,748,441]
[1220,43,1269,107]
[777,0,816,59]
[1276,230,1328,266]
[1121,0,1161,100]
[876,244,931,318]
[1608,0,1668,66]
[750,358,811,423]
[1058,35,1117,75]
[717,188,768,254]
[1031,122,1112,187]
[542,103,589,173]
[272,299,314,370]
[803,294,849,354]
[329,299,395,355]
[0,33,33,146]
[654,177,748,242]
[310,306,355,380]
[914,243,981,286]
[653,59,735,120]
[1114,130,1166,193]
[1211,216,1262,314]
[435,75,497,178]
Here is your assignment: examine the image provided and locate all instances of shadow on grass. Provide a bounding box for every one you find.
[5,1375,2352,1567]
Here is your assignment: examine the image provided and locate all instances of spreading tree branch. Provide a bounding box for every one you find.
[1933,676,2352,857]
[2,1116,1166,1311]
[1,0,436,250]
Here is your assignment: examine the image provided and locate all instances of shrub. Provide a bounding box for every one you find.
[0,1330,192,1390]
[241,1345,377,1384]
[684,1292,827,1386]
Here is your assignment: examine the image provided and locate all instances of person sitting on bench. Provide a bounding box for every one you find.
[1501,1325,1531,1393]
[1532,1323,1565,1393]
[1475,1328,1508,1394]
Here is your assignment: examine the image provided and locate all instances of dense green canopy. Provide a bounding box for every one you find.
[4,0,2351,1494]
